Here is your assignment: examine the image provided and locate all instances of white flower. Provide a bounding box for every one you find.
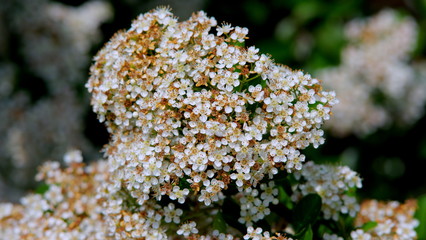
[169,186,190,204]
[0,203,14,219]
[350,229,372,240]
[292,161,362,220]
[323,233,344,240]
[217,23,234,36]
[177,221,198,237]
[230,171,251,187]
[63,149,83,165]
[163,203,183,224]
[230,26,249,42]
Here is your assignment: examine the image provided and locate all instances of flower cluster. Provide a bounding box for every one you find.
[319,9,426,137]
[2,151,414,240]
[292,161,362,221]
[237,182,279,226]
[0,5,424,240]
[244,226,293,240]
[351,199,419,240]
[85,7,336,238]
[0,150,112,239]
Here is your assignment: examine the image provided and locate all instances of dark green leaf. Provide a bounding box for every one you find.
[35,183,50,195]
[302,225,313,240]
[278,185,293,210]
[212,211,227,233]
[293,193,322,233]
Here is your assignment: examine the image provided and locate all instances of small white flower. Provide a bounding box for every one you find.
[163,203,183,224]
[177,221,198,237]
[63,149,83,165]
[217,23,234,36]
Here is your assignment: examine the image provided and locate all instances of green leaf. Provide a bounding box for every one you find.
[302,225,313,240]
[361,221,378,231]
[293,193,322,233]
[415,194,426,239]
[212,211,227,234]
[278,185,293,210]
[35,183,50,195]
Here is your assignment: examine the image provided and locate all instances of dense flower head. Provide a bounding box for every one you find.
[0,151,112,239]
[319,9,425,137]
[87,7,336,221]
[352,199,419,240]
[292,161,362,221]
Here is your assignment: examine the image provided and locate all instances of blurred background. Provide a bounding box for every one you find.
[0,0,425,204]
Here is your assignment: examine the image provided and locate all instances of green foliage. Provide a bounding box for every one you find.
[35,183,49,195]
[304,225,314,240]
[278,185,293,210]
[360,221,378,231]
[292,193,322,234]
[415,194,426,239]
[213,211,228,233]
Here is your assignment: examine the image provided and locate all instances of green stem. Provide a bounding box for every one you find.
[243,74,260,83]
